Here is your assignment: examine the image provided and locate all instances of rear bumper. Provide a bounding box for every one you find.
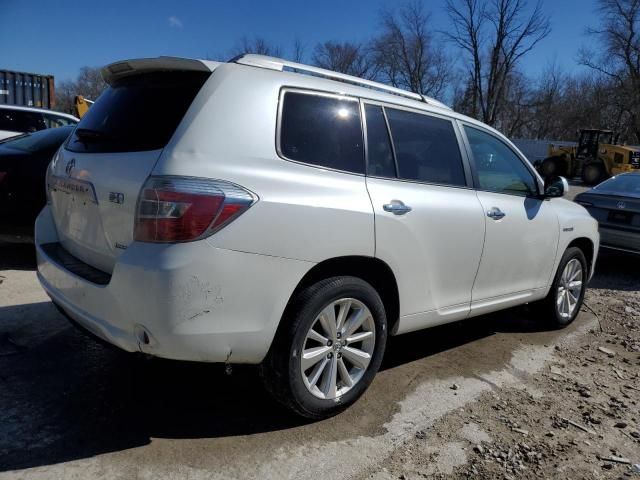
[35,206,313,363]
[600,226,640,254]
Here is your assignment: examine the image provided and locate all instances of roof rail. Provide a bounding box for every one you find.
[233,54,451,110]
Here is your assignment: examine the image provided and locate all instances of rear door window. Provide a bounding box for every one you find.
[0,109,46,133]
[385,108,466,186]
[279,91,364,174]
[66,71,210,153]
[365,104,396,178]
[0,109,17,131]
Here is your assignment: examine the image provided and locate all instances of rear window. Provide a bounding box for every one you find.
[66,71,210,153]
[595,174,640,194]
[279,91,364,174]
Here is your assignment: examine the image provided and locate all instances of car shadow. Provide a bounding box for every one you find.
[0,243,37,271]
[0,295,571,472]
[588,249,640,292]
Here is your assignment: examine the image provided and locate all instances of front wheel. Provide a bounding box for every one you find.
[533,247,587,328]
[540,157,558,178]
[582,163,605,185]
[260,276,387,419]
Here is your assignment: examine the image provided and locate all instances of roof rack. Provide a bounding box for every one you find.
[233,54,451,110]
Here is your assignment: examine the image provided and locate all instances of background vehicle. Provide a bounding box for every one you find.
[0,125,73,243]
[35,55,599,419]
[0,105,78,141]
[73,95,94,118]
[538,128,640,185]
[574,172,640,254]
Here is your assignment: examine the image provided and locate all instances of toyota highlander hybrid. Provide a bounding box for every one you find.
[36,55,600,418]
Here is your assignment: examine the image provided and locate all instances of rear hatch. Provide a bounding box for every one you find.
[47,58,214,273]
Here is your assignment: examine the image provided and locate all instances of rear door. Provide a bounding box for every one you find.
[48,62,213,273]
[461,124,559,312]
[364,103,485,332]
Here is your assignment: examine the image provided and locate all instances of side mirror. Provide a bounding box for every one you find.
[544,176,569,198]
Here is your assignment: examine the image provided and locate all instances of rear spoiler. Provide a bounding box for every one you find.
[101,57,220,85]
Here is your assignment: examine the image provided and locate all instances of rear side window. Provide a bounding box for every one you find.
[0,109,46,133]
[66,71,210,153]
[385,108,466,186]
[365,104,396,178]
[279,91,364,174]
[0,110,16,131]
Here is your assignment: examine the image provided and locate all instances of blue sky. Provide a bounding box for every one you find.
[1,0,599,83]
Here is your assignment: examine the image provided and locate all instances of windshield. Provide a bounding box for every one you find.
[66,71,210,154]
[595,174,640,195]
[1,126,73,153]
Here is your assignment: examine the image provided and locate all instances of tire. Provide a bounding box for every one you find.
[582,163,604,185]
[533,247,588,328]
[260,276,387,419]
[540,157,559,178]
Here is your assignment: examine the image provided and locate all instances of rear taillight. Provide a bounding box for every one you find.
[134,176,256,243]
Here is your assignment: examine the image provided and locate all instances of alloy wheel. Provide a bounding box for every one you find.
[556,258,584,319]
[300,298,376,400]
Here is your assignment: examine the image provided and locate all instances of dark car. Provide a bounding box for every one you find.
[574,172,640,254]
[0,126,74,242]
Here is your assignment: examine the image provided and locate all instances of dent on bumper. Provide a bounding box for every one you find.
[35,206,313,363]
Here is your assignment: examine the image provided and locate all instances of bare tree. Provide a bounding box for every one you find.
[231,36,282,58]
[528,61,567,139]
[313,41,376,78]
[495,71,534,137]
[445,0,551,126]
[580,0,640,142]
[55,66,107,114]
[291,38,306,63]
[371,1,451,98]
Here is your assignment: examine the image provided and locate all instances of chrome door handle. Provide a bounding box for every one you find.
[487,207,506,220]
[383,201,412,215]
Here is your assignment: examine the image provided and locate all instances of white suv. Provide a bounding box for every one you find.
[36,55,599,418]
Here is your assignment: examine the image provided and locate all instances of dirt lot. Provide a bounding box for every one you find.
[1,186,639,479]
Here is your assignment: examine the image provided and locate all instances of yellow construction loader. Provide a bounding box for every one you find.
[537,129,640,185]
[73,95,94,119]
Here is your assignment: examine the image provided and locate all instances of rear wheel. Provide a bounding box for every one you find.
[582,163,605,185]
[533,247,587,328]
[260,276,387,419]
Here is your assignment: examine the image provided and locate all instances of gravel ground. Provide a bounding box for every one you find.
[358,250,640,480]
[1,184,638,479]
